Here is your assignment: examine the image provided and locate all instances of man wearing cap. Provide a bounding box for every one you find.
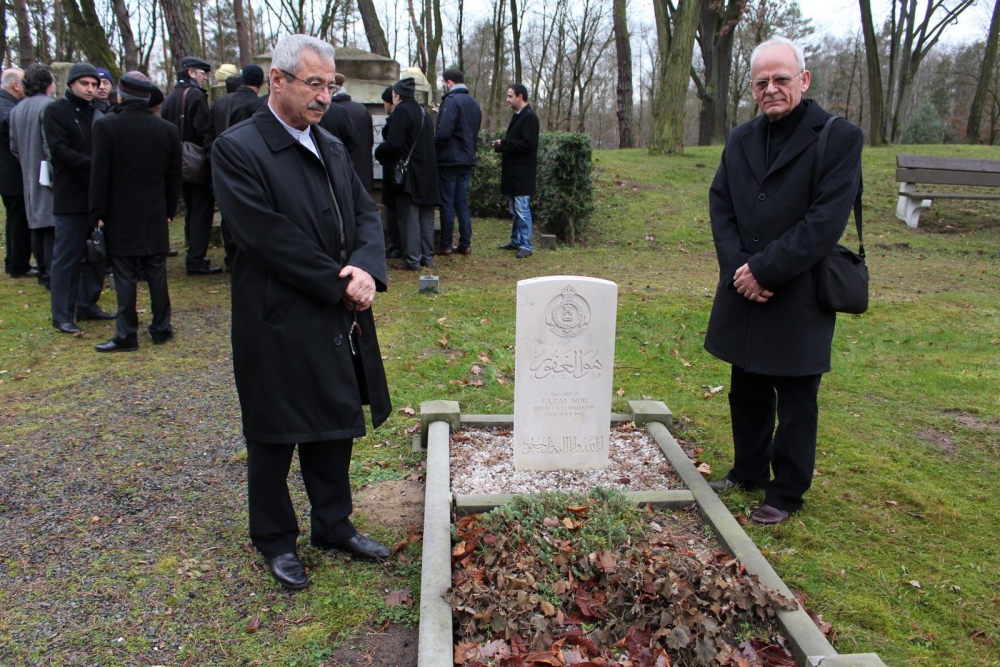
[43,62,114,334]
[434,68,481,256]
[1,67,31,278]
[212,34,391,591]
[227,64,268,127]
[90,72,182,353]
[161,55,221,276]
[379,77,439,271]
[94,68,114,112]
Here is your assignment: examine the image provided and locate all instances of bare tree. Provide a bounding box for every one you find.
[234,0,251,65]
[693,0,746,145]
[357,0,390,56]
[11,0,33,66]
[113,0,141,70]
[510,0,522,82]
[425,0,443,98]
[650,0,703,154]
[161,0,200,70]
[858,0,885,144]
[966,0,1000,144]
[64,0,122,77]
[612,0,634,147]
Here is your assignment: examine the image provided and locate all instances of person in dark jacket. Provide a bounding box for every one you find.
[90,72,182,353]
[493,83,538,259]
[332,72,374,191]
[0,67,31,277]
[212,34,392,591]
[704,37,863,525]
[373,86,401,258]
[42,62,114,334]
[226,64,268,127]
[434,68,481,256]
[380,77,439,271]
[318,96,359,152]
[161,55,221,275]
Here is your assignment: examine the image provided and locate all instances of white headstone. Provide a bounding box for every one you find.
[513,276,618,471]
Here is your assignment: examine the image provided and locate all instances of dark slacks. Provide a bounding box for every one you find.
[396,194,434,270]
[3,193,31,275]
[50,213,106,323]
[438,166,473,251]
[181,182,214,271]
[31,226,54,288]
[383,194,401,257]
[246,438,357,558]
[109,254,171,347]
[725,365,822,513]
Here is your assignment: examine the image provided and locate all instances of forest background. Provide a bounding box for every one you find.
[1,0,998,155]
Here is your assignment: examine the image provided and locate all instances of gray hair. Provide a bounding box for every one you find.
[1,67,23,90]
[271,34,336,76]
[750,37,806,72]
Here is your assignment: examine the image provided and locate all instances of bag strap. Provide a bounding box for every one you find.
[179,86,190,140]
[401,108,425,165]
[814,115,865,261]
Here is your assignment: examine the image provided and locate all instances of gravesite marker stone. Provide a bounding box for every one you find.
[513,276,618,471]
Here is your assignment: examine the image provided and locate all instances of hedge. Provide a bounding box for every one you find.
[468,130,594,243]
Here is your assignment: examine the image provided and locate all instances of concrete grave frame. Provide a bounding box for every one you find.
[415,400,886,667]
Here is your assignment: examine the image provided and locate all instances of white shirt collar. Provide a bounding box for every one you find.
[268,101,319,158]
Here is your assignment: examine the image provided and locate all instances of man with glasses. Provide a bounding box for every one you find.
[161,56,221,275]
[213,34,391,591]
[704,37,863,525]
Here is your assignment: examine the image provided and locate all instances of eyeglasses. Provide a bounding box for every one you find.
[752,71,803,93]
[280,69,336,95]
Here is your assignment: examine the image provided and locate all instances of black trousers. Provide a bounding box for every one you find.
[31,226,54,287]
[246,438,357,558]
[181,182,214,271]
[50,213,106,323]
[109,254,171,347]
[2,193,31,275]
[725,365,822,513]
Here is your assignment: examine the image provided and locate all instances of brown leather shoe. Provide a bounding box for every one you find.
[435,247,454,256]
[390,262,419,271]
[709,478,738,492]
[751,504,791,525]
[456,246,471,256]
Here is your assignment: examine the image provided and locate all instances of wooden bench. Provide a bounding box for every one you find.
[895,154,1000,228]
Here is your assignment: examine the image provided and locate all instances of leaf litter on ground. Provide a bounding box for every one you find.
[445,489,799,666]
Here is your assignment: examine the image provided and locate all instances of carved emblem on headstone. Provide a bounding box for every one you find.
[545,286,590,338]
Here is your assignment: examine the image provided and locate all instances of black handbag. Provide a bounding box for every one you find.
[179,87,212,185]
[392,108,425,186]
[812,116,868,314]
[86,227,107,263]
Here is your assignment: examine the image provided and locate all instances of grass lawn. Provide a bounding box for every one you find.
[1,142,999,666]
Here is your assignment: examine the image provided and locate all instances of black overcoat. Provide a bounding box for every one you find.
[42,90,95,215]
[704,100,863,377]
[380,99,439,205]
[319,103,359,154]
[90,101,182,256]
[495,104,539,197]
[0,89,23,196]
[212,108,391,445]
[333,93,375,192]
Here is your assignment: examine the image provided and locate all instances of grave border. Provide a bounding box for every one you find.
[416,400,886,667]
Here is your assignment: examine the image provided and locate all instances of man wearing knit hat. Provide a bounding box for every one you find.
[43,63,115,334]
[379,77,439,271]
[161,55,221,275]
[94,67,114,112]
[90,71,182,352]
[226,64,268,127]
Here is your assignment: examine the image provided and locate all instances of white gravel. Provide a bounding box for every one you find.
[449,425,683,495]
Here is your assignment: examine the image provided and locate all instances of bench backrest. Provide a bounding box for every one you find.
[897,154,1000,187]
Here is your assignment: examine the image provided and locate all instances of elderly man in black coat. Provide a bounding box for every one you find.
[704,37,863,525]
[1,67,31,278]
[90,72,182,352]
[493,83,539,259]
[213,34,391,591]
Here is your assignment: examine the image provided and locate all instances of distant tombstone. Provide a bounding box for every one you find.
[513,276,618,471]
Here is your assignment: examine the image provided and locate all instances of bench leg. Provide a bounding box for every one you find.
[896,183,932,228]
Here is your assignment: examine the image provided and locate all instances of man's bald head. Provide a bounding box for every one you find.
[2,68,25,100]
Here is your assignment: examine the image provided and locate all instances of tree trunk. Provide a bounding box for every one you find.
[233,0,251,66]
[425,0,443,100]
[613,0,633,148]
[695,0,744,145]
[858,0,885,145]
[456,0,464,71]
[160,0,200,72]
[112,0,140,71]
[11,0,33,66]
[510,0,522,83]
[356,0,390,56]
[63,0,122,78]
[966,0,1000,144]
[1,0,9,69]
[650,0,702,154]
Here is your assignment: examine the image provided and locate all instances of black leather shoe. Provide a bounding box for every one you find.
[11,268,39,278]
[166,249,179,257]
[95,339,139,353]
[499,242,518,250]
[151,331,174,345]
[515,249,533,259]
[266,553,309,590]
[186,265,223,276]
[751,504,792,525]
[77,309,116,321]
[53,321,82,334]
[434,247,454,256]
[315,534,390,562]
[709,478,739,492]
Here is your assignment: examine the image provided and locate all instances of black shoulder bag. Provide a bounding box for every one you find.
[813,116,868,314]
[179,87,212,185]
[392,108,425,186]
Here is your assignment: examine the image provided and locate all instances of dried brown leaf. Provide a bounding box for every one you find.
[245,614,261,633]
[385,588,412,606]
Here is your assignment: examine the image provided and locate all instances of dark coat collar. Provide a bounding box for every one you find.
[252,105,337,158]
[64,89,93,110]
[0,89,18,105]
[740,99,827,183]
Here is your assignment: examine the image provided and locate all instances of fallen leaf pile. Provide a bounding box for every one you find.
[445,490,799,666]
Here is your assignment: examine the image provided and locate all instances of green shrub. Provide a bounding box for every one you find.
[902,102,945,144]
[469,130,595,243]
